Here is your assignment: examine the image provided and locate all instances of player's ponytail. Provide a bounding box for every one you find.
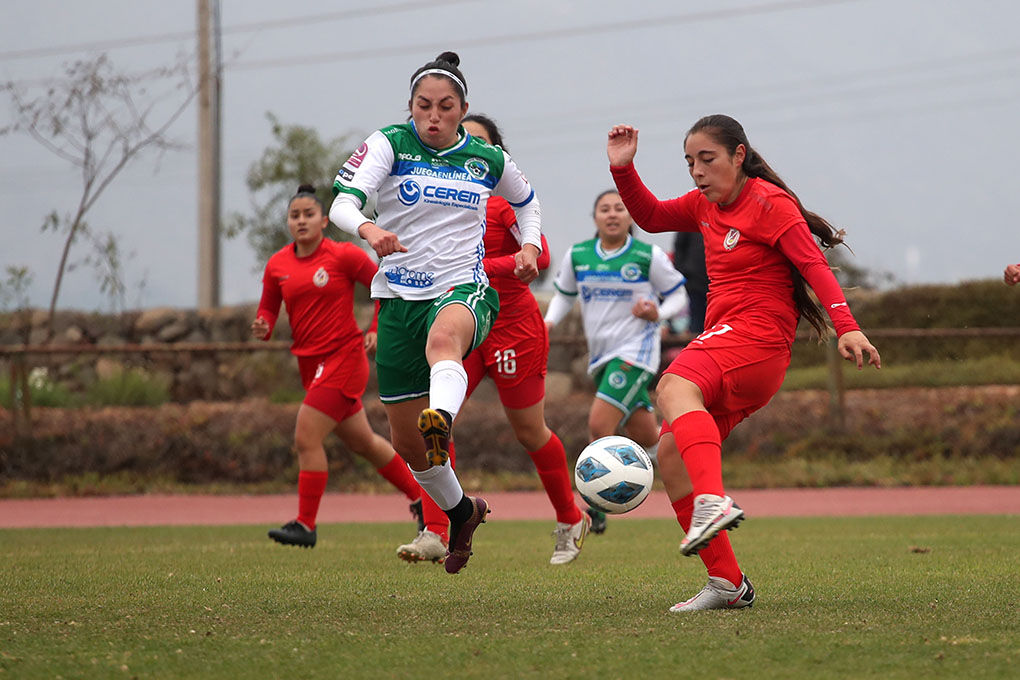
[686,114,844,338]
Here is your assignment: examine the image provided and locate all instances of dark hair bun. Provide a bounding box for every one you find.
[296,184,316,194]
[436,51,460,67]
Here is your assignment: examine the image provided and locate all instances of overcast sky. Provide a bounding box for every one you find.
[2,0,1018,312]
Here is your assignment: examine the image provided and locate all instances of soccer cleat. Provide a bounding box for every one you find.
[550,512,591,565]
[268,520,316,548]
[397,530,447,563]
[585,507,608,535]
[669,574,756,612]
[444,496,489,574]
[679,493,744,556]
[409,497,425,534]
[418,408,452,467]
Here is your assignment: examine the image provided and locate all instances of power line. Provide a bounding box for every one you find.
[0,0,482,62]
[225,0,868,72]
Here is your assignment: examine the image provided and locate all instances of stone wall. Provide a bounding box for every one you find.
[1,303,592,403]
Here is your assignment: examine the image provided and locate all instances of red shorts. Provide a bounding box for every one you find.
[296,343,368,424]
[464,306,548,410]
[662,321,790,440]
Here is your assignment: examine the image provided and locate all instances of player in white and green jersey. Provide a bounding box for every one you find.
[328,51,542,574]
[545,190,688,456]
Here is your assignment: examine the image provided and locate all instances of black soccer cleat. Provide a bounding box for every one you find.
[268,520,316,548]
[586,507,608,535]
[409,497,425,534]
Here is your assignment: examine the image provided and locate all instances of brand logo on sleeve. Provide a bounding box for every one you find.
[723,228,741,251]
[345,143,368,169]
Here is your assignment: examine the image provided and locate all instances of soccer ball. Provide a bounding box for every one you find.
[574,436,654,514]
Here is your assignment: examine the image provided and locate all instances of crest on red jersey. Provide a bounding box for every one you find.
[723,228,741,251]
[313,267,329,288]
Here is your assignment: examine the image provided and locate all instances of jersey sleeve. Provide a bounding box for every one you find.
[332,131,394,209]
[610,163,700,233]
[757,189,808,246]
[338,244,380,333]
[552,248,578,295]
[493,151,541,250]
[649,245,687,296]
[255,259,283,340]
[775,223,860,336]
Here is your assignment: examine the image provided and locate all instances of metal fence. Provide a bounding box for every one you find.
[5,327,1020,437]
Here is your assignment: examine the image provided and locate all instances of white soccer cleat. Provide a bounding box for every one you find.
[669,574,756,612]
[679,493,744,556]
[396,530,447,563]
[549,512,591,565]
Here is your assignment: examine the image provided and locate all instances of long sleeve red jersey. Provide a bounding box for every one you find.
[481,196,550,319]
[257,239,378,356]
[611,163,859,345]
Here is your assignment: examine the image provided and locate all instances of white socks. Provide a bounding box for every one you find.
[410,463,464,511]
[429,360,468,420]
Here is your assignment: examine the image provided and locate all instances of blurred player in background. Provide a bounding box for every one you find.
[544,190,689,458]
[253,185,424,549]
[1003,263,1020,286]
[329,52,543,574]
[608,116,880,611]
[397,114,594,566]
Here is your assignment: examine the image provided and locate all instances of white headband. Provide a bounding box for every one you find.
[410,68,467,97]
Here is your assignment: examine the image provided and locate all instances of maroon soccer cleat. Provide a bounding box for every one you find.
[444,496,490,574]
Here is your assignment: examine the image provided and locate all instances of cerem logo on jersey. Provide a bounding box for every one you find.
[398,179,422,206]
[723,228,741,251]
[580,286,633,303]
[464,157,490,181]
[620,263,642,282]
[313,267,329,288]
[608,371,627,389]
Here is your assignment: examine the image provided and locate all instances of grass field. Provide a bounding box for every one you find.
[2,516,1018,679]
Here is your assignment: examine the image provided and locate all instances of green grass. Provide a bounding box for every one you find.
[782,356,1020,391]
[2,517,1019,679]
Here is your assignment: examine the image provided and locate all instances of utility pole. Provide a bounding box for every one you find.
[197,0,221,309]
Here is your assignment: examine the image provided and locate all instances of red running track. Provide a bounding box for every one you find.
[1,486,1017,529]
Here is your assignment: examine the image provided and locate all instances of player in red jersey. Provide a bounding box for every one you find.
[607,116,881,612]
[253,185,423,549]
[396,114,594,565]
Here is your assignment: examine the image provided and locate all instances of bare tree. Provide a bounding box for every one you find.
[1,55,196,337]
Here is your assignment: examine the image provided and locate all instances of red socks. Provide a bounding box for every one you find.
[296,470,328,529]
[376,454,422,502]
[528,431,583,525]
[669,411,724,497]
[672,493,742,587]
[421,440,457,543]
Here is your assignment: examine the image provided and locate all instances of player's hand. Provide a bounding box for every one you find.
[631,298,659,322]
[838,330,881,370]
[251,316,270,340]
[359,222,407,258]
[514,244,541,284]
[364,331,377,354]
[1004,263,1020,286]
[607,125,639,167]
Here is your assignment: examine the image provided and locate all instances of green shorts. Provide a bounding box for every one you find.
[593,357,654,420]
[376,283,499,403]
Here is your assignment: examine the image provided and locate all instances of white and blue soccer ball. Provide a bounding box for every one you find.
[574,436,654,514]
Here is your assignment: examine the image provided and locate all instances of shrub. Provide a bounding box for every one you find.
[0,367,77,408]
[83,367,170,406]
